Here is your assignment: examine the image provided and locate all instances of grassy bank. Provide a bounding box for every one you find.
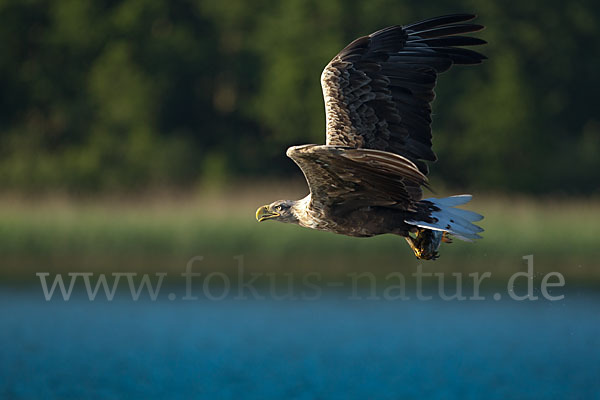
[1,187,599,285]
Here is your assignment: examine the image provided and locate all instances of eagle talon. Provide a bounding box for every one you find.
[442,232,453,244]
[405,229,443,260]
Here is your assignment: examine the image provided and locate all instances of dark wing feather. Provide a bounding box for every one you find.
[322,13,486,174]
[287,145,427,215]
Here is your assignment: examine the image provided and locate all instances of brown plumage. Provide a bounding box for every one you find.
[256,14,486,260]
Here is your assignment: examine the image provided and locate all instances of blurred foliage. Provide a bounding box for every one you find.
[0,0,598,193]
[1,194,599,283]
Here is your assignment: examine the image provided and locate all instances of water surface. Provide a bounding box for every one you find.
[1,290,598,399]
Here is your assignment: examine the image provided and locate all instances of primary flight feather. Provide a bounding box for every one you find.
[256,13,486,260]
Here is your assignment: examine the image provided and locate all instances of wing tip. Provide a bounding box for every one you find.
[404,13,480,32]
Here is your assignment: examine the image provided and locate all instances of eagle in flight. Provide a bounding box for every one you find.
[256,14,486,260]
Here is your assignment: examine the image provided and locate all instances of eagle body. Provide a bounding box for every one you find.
[256,14,487,260]
[291,197,421,238]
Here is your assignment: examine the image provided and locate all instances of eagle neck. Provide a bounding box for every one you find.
[291,194,314,227]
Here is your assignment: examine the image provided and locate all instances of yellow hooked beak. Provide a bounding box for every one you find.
[256,205,280,222]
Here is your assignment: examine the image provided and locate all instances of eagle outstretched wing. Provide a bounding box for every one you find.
[320,13,486,174]
[286,144,427,215]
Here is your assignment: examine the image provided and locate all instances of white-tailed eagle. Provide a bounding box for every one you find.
[256,14,486,260]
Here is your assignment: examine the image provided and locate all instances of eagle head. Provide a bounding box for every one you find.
[256,200,298,223]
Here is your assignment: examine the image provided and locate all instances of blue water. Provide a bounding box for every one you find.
[1,290,599,399]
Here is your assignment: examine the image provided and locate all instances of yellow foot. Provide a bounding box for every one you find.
[442,232,453,243]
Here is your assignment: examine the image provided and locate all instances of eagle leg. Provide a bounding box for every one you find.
[405,231,440,261]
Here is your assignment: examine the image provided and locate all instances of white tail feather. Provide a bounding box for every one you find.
[405,195,484,242]
[429,194,472,207]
